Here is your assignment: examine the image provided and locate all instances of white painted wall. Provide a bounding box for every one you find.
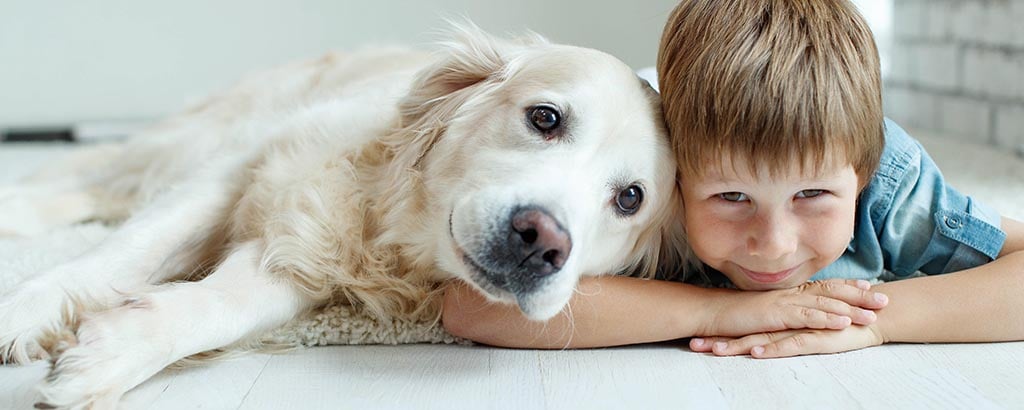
[850,0,893,78]
[0,0,678,129]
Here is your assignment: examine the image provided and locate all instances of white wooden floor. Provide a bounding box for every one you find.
[3,341,1024,409]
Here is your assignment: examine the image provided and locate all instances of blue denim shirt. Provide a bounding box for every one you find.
[681,119,1006,286]
[810,119,1006,281]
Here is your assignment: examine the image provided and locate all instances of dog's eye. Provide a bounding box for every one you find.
[527,105,561,133]
[615,185,644,215]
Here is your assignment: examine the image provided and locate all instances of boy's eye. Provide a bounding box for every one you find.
[718,192,748,202]
[795,189,825,199]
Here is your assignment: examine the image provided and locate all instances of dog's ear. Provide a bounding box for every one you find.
[625,186,694,281]
[398,22,544,125]
[385,23,544,174]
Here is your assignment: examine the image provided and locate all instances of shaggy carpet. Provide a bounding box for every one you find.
[1,129,1022,346]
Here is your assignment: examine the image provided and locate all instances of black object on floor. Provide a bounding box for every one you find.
[1,128,75,143]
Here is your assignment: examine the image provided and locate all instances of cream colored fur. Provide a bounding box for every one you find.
[0,24,686,409]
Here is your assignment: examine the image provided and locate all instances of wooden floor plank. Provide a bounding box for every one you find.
[702,351,859,409]
[536,342,729,410]
[4,342,1024,409]
[121,353,273,410]
[238,345,547,410]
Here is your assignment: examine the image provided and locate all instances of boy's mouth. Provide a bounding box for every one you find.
[739,264,801,284]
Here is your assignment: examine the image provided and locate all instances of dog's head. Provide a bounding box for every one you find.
[392,24,686,321]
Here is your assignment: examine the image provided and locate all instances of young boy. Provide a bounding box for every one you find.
[441,0,1024,358]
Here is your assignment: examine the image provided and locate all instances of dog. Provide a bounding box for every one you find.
[0,24,686,408]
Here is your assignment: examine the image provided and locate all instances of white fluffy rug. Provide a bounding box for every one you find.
[1,129,1022,346]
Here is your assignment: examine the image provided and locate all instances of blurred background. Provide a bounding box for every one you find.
[883,0,1024,156]
[0,0,1021,155]
[0,0,680,137]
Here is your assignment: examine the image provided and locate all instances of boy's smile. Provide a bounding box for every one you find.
[737,264,803,284]
[681,156,860,290]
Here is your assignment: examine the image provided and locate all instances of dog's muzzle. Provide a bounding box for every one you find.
[475,205,572,296]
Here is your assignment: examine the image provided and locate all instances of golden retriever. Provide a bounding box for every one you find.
[0,24,685,408]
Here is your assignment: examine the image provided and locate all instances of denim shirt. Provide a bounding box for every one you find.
[810,119,1006,281]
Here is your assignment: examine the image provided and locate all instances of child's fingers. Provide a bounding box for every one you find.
[796,295,878,326]
[778,304,851,330]
[750,334,822,359]
[712,332,830,358]
[848,308,878,326]
[689,337,731,352]
[805,279,889,310]
[709,333,778,356]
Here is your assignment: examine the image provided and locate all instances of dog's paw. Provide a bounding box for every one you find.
[33,383,122,410]
[36,301,168,410]
[36,366,125,410]
[35,319,131,410]
[0,279,74,364]
[35,377,123,410]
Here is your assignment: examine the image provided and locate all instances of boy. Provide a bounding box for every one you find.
[441,0,1024,358]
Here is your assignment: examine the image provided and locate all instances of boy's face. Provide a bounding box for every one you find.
[680,156,859,290]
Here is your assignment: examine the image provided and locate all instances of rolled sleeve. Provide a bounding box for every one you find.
[931,198,1005,272]
[880,126,1006,276]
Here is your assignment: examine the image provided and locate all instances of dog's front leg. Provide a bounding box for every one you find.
[35,241,317,410]
[0,154,252,365]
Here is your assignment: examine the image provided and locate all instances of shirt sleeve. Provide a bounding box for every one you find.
[876,122,1007,277]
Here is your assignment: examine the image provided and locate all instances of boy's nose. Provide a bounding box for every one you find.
[746,212,798,259]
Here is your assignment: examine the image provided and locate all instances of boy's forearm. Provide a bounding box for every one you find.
[441,275,724,349]
[873,251,1024,343]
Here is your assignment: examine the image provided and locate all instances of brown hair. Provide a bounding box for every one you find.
[657,0,884,187]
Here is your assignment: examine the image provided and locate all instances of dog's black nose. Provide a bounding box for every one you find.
[509,207,572,276]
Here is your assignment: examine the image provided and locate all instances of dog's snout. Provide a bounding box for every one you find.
[465,205,573,297]
[509,207,571,275]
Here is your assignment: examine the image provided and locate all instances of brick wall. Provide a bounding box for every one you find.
[883,0,1024,156]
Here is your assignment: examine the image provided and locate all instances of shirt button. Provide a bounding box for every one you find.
[945,216,962,229]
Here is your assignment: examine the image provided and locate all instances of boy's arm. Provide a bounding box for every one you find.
[441,274,887,349]
[700,217,1024,358]
[1000,217,1024,258]
[874,216,1024,343]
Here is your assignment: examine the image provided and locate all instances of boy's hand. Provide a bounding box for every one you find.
[688,324,885,358]
[701,279,889,337]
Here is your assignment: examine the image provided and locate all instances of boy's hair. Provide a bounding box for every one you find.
[657,0,884,187]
